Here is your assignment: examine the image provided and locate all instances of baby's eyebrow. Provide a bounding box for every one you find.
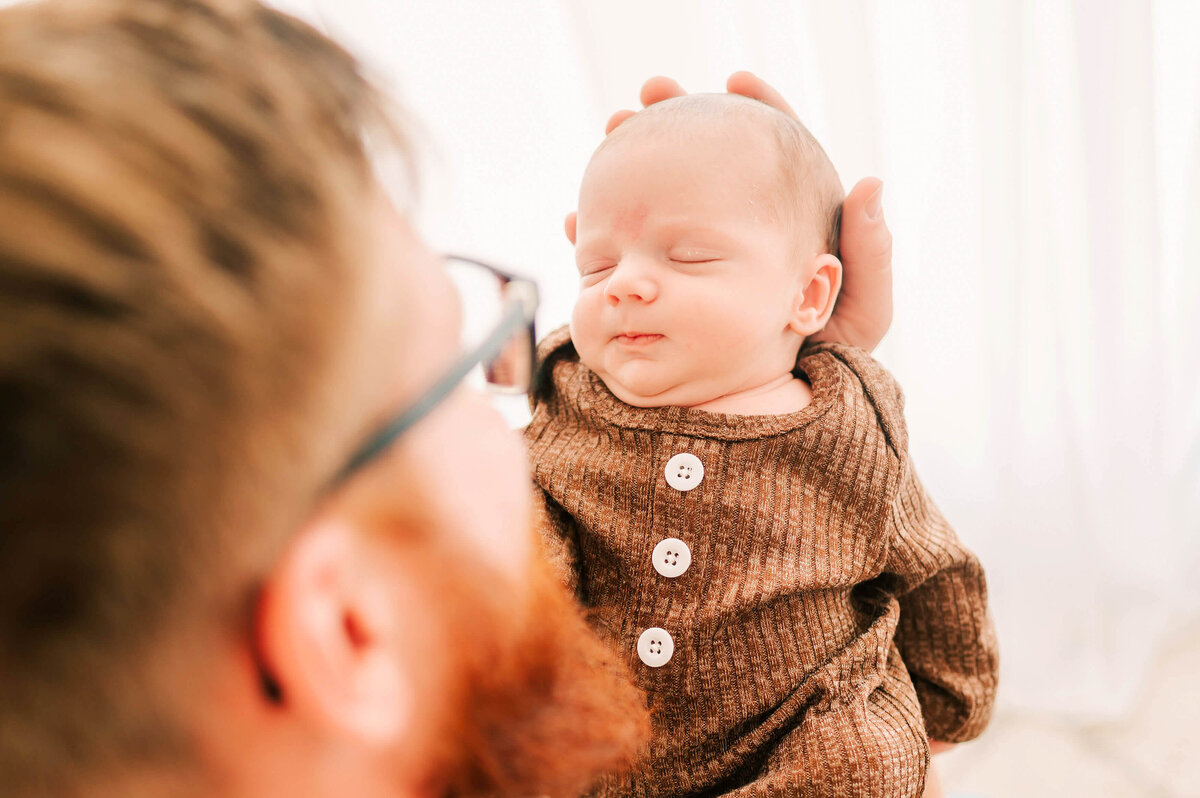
[659,225,739,247]
[572,223,740,258]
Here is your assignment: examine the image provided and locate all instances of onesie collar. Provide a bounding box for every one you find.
[531,325,845,441]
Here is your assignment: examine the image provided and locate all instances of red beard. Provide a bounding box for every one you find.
[401,530,649,798]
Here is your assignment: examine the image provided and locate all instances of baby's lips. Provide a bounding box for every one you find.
[613,332,665,346]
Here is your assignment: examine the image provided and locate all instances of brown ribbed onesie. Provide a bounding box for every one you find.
[524,326,999,798]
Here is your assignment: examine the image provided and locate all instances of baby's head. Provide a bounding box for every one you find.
[568,93,845,408]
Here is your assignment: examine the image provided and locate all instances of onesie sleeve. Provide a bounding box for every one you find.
[883,460,1000,743]
[531,485,584,599]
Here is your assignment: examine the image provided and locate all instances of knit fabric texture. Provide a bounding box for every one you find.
[524,327,999,798]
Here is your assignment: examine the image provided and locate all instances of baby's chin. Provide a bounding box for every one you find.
[574,336,710,407]
[604,381,678,408]
[591,361,707,409]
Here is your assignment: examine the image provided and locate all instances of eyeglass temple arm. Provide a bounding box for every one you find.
[332,295,535,486]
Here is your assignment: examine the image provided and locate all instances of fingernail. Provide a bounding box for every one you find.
[866,184,883,220]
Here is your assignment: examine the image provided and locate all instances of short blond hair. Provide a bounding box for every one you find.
[0,0,401,793]
[599,93,844,256]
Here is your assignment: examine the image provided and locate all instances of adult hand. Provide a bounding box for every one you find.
[569,71,894,353]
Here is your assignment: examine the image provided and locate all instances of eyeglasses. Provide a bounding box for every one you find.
[331,255,539,486]
[256,256,538,704]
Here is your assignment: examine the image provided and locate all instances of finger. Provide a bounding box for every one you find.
[810,177,892,349]
[605,109,636,135]
[726,70,798,119]
[640,76,685,108]
[840,177,891,270]
[608,77,686,134]
[563,211,578,245]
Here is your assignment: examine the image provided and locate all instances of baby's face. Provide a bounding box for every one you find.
[570,121,812,408]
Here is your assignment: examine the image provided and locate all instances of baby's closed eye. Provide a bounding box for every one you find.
[666,246,723,264]
[577,259,616,284]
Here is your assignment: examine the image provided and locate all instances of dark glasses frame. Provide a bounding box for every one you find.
[331,255,539,487]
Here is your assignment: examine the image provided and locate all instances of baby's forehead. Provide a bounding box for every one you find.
[583,94,843,252]
[595,95,820,197]
[594,96,814,206]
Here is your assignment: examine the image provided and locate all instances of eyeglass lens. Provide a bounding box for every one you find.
[444,258,531,393]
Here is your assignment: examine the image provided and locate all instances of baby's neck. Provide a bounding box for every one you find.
[689,374,813,416]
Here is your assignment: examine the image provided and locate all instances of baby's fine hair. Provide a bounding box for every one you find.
[600,93,844,256]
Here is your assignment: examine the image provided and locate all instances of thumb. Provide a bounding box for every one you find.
[840,178,891,270]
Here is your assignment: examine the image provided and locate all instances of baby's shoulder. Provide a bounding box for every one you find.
[799,342,908,458]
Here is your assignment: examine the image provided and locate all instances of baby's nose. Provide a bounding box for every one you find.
[604,259,658,305]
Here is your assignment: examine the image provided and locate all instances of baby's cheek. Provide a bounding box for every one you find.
[569,294,604,366]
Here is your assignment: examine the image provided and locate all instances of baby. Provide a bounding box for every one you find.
[526,94,998,797]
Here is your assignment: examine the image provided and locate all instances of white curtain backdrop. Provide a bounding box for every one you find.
[236,0,1200,721]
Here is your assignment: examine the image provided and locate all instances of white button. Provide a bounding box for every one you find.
[637,627,674,667]
[652,537,692,578]
[664,452,704,491]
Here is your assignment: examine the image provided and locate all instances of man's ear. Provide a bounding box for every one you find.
[788,253,843,337]
[564,211,578,245]
[255,518,414,745]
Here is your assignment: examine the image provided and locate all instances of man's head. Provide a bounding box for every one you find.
[568,94,844,408]
[0,1,644,796]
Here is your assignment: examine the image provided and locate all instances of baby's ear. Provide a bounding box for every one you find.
[564,212,578,245]
[789,253,843,337]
